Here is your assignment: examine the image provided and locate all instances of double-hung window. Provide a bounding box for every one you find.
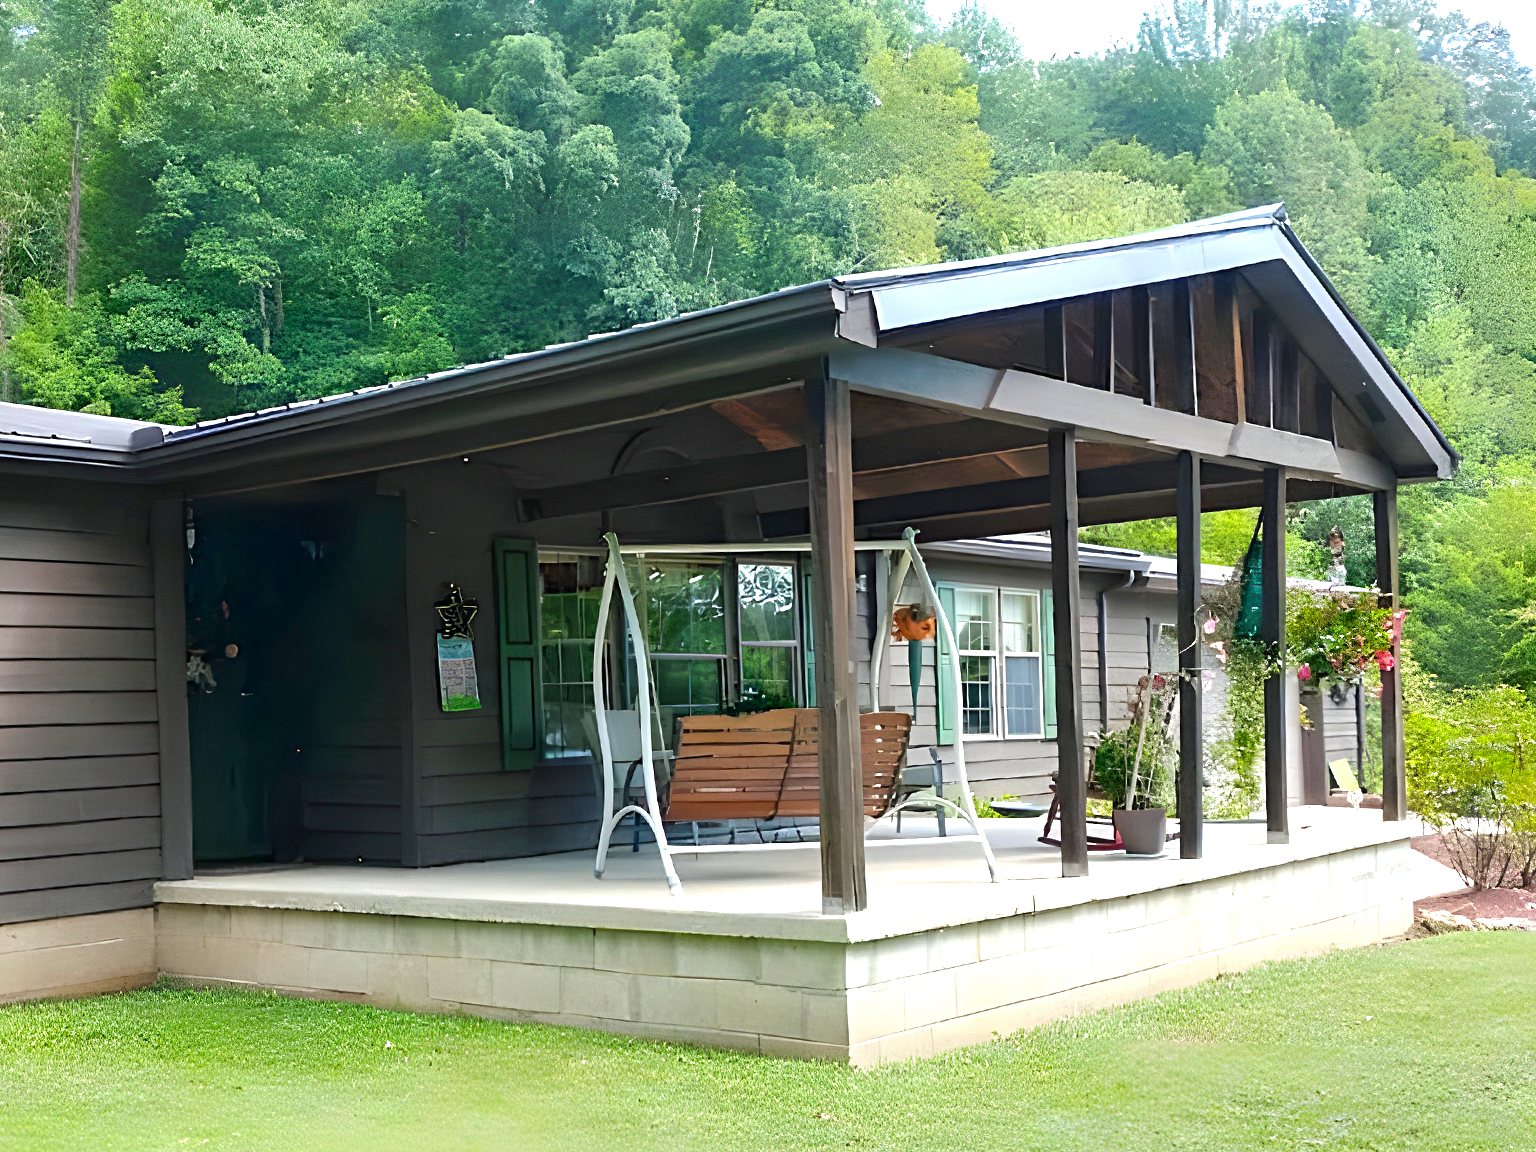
[927,584,1045,741]
[1002,591,1044,737]
[954,589,997,736]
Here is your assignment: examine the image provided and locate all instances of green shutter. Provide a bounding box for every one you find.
[494,538,541,770]
[936,585,956,746]
[1042,587,1057,740]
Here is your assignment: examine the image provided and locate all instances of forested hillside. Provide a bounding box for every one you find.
[4,0,1536,690]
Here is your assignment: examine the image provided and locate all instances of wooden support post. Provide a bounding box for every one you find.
[807,365,866,914]
[1375,487,1406,822]
[1050,428,1088,877]
[151,497,193,880]
[1262,466,1289,843]
[1176,452,1203,859]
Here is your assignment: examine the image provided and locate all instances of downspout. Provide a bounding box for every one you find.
[1099,569,1137,732]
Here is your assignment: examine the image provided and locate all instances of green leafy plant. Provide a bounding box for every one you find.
[1407,667,1536,890]
[1288,587,1399,686]
[1094,676,1175,811]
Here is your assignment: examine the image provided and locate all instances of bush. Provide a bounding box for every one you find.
[1406,673,1536,890]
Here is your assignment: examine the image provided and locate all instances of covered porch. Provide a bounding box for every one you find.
[0,204,1455,1046]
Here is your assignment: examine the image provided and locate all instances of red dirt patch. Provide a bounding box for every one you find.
[1410,835,1536,929]
[1416,886,1536,923]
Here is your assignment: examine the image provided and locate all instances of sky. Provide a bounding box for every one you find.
[928,0,1536,69]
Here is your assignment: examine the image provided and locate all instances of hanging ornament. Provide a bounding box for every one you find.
[892,602,936,642]
[435,583,479,639]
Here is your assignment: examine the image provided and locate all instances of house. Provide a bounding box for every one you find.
[0,204,1452,1062]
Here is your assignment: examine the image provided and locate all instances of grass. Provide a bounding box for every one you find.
[1,933,1533,1150]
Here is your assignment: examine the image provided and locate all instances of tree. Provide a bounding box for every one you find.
[1203,88,1376,313]
[35,0,113,306]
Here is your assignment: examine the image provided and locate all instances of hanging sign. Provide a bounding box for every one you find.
[434,583,482,712]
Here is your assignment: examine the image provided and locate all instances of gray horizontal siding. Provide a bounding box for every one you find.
[0,755,159,794]
[0,491,163,925]
[0,659,156,692]
[0,628,155,660]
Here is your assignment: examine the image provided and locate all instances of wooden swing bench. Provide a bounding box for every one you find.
[663,709,913,823]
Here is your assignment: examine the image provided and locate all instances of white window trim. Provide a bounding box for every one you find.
[950,584,1002,742]
[1001,588,1045,740]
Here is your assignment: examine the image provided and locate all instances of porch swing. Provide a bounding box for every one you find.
[588,528,1000,896]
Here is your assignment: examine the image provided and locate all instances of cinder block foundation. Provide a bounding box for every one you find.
[154,837,1416,1066]
[0,909,157,1004]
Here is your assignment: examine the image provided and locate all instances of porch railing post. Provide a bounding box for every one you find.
[1049,427,1088,877]
[807,363,867,914]
[1262,465,1289,843]
[1375,487,1407,821]
[1176,451,1203,859]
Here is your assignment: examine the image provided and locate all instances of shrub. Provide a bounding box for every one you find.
[1406,672,1536,889]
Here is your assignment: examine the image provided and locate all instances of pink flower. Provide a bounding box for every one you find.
[1376,650,1396,672]
[1297,664,1313,681]
[1389,609,1408,644]
[1152,674,1167,690]
[1202,617,1217,635]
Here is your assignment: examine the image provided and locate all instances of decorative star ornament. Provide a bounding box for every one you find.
[435,583,479,639]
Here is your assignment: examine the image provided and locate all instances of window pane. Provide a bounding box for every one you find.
[960,654,993,735]
[1006,655,1042,736]
[539,555,605,756]
[741,646,794,707]
[653,657,723,734]
[644,562,725,655]
[954,589,994,652]
[738,563,796,643]
[1002,592,1039,653]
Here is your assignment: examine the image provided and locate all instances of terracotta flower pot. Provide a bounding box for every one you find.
[1113,807,1167,856]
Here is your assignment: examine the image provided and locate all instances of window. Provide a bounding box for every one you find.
[533,552,810,759]
[738,562,798,707]
[954,589,996,735]
[918,584,1045,742]
[1002,592,1043,737]
[635,560,726,733]
[538,554,605,757]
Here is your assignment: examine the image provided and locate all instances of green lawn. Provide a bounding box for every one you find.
[1,933,1533,1151]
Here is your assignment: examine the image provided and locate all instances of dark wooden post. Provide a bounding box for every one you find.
[1375,487,1406,821]
[1262,466,1289,843]
[151,497,194,880]
[1050,428,1088,877]
[1176,452,1203,859]
[807,365,866,913]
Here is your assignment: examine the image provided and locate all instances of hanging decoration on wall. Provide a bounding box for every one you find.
[434,583,482,712]
[435,583,479,639]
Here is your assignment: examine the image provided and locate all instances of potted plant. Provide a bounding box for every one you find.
[1095,675,1176,855]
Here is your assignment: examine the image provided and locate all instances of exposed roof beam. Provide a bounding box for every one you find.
[518,419,1047,521]
[827,345,1401,487]
[759,459,1257,537]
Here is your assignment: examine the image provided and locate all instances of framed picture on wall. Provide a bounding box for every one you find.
[436,634,482,712]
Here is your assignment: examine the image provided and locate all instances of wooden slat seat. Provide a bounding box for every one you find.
[663,709,913,823]
[779,711,912,819]
[664,710,799,822]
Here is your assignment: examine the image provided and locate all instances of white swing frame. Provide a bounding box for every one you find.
[590,528,999,897]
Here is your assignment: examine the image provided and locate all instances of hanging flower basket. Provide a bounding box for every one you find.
[1289,588,1403,686]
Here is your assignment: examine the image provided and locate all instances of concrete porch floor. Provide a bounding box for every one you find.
[152,810,1454,1064]
[158,808,1448,942]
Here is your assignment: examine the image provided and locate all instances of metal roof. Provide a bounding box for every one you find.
[0,204,1454,484]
